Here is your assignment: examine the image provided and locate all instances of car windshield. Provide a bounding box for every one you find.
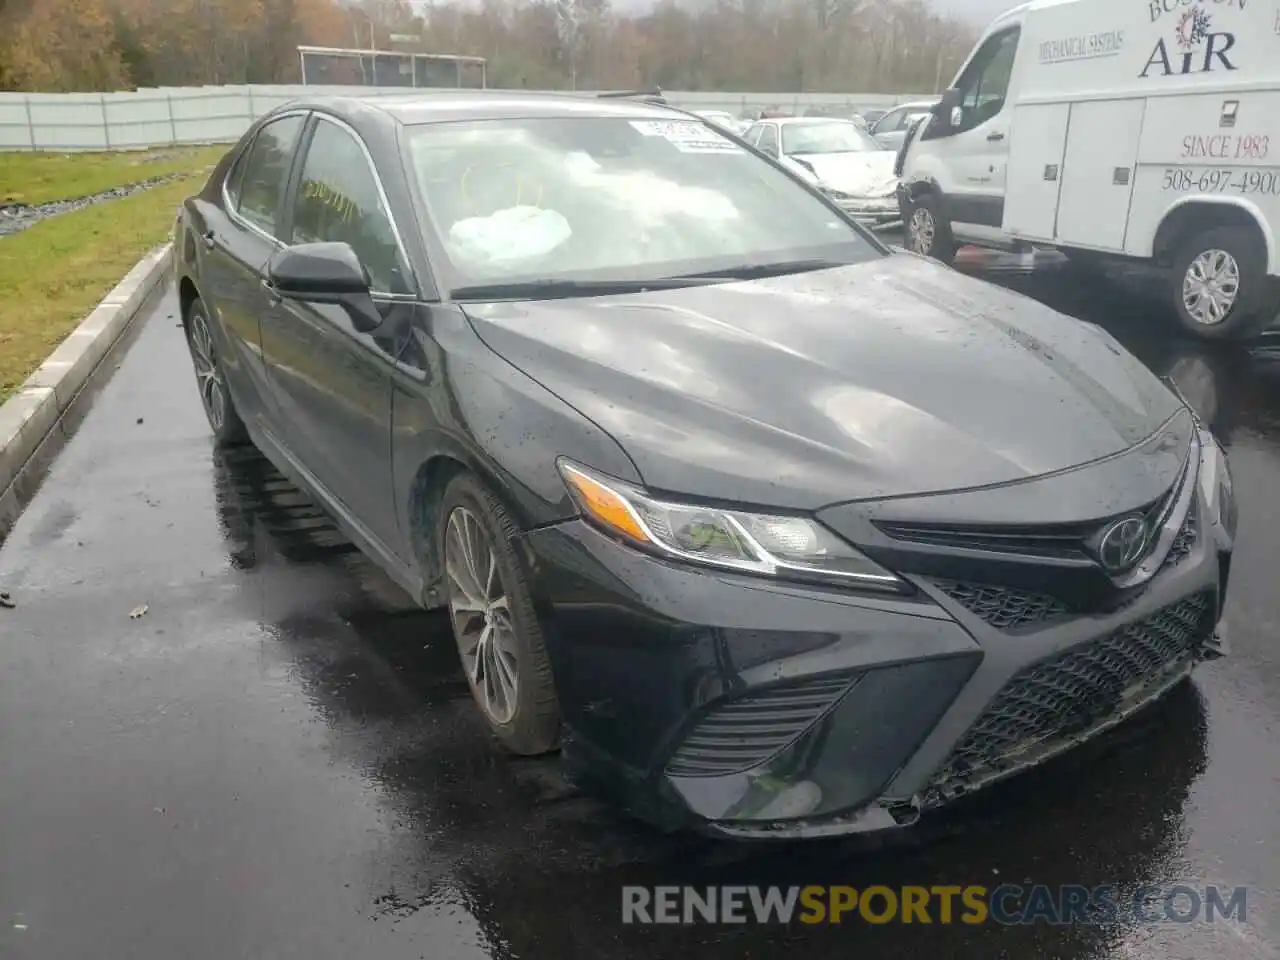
[782,120,882,155]
[404,116,879,296]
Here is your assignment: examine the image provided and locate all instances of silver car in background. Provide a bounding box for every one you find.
[694,109,750,136]
[869,100,938,152]
[743,117,902,231]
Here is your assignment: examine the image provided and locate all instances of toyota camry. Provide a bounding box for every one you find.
[173,91,1236,838]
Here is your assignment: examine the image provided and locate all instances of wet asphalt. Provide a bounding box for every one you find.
[1,251,1278,960]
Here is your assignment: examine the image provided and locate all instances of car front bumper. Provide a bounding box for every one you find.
[833,195,902,231]
[517,439,1234,839]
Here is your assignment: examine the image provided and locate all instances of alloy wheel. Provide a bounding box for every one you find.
[444,506,520,725]
[909,208,935,255]
[188,308,227,432]
[1182,248,1240,326]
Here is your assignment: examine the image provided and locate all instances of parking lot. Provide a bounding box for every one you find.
[0,250,1277,959]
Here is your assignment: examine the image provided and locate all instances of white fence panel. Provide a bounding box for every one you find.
[0,95,33,149]
[25,94,110,150]
[102,92,176,150]
[0,84,934,152]
[168,86,253,145]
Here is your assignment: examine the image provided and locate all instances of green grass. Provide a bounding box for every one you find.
[0,145,227,205]
[0,173,210,402]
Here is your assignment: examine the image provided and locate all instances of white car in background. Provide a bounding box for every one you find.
[694,109,749,136]
[742,116,901,231]
[869,100,939,152]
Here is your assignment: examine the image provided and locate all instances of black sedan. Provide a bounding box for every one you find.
[174,92,1237,838]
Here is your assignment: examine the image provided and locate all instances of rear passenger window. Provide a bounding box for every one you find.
[231,114,305,236]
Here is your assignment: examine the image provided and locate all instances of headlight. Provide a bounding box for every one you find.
[557,460,906,591]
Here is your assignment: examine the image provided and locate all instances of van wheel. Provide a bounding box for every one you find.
[439,471,561,756]
[905,194,956,266]
[1169,226,1275,340]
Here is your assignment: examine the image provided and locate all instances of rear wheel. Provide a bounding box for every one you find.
[1168,226,1276,340]
[439,471,561,755]
[185,296,248,447]
[905,193,956,266]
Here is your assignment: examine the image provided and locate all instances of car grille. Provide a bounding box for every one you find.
[874,519,1093,559]
[875,457,1189,563]
[926,592,1213,804]
[665,673,859,777]
[931,580,1070,629]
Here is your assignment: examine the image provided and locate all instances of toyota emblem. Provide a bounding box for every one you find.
[1098,516,1149,573]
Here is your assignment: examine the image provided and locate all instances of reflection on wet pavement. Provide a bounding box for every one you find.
[0,259,1276,960]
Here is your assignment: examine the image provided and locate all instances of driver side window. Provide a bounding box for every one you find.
[954,27,1020,132]
[957,28,1024,133]
[289,116,411,295]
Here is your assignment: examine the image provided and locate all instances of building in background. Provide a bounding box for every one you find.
[297,46,487,88]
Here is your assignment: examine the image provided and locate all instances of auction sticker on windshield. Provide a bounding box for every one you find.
[628,120,740,153]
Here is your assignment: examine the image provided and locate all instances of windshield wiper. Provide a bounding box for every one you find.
[449,277,712,301]
[673,258,852,282]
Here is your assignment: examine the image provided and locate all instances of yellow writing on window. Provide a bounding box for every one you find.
[302,178,358,224]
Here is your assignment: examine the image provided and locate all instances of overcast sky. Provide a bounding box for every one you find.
[929,0,1025,25]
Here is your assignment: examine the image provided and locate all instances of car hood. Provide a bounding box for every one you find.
[792,151,898,197]
[461,254,1184,511]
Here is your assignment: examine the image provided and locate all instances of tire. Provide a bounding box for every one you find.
[904,192,957,266]
[184,296,249,447]
[1168,226,1275,340]
[439,471,561,756]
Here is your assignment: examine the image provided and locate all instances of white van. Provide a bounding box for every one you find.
[895,0,1280,339]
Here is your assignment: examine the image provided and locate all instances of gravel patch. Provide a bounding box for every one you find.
[0,174,183,238]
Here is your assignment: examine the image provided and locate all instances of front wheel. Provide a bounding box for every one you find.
[1168,226,1276,340]
[904,193,957,266]
[439,472,561,756]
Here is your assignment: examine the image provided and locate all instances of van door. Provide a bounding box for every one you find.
[1002,103,1070,242]
[1054,99,1148,252]
[934,26,1022,236]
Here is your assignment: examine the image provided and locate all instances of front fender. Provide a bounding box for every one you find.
[388,304,642,587]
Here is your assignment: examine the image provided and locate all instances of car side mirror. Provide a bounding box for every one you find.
[950,106,964,129]
[938,87,962,113]
[267,242,369,299]
[266,242,381,333]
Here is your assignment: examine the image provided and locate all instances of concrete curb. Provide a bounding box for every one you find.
[0,242,173,500]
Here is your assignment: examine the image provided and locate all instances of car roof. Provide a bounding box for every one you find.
[277,92,690,126]
[892,100,939,110]
[774,116,860,125]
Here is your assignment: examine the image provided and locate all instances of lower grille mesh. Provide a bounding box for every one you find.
[928,593,1213,796]
[666,673,858,777]
[932,580,1069,629]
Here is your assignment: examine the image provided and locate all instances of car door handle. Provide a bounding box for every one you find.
[987,132,1005,142]
[260,278,281,307]
[201,229,216,250]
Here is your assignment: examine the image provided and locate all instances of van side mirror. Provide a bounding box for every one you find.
[950,106,964,128]
[938,87,962,113]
